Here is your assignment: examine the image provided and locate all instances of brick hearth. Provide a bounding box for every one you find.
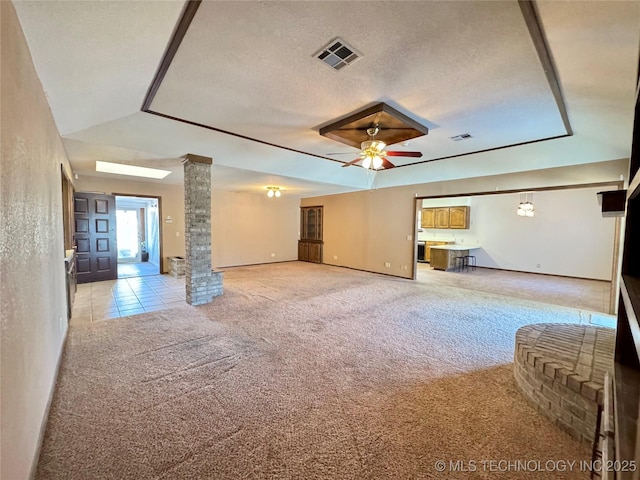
[514,323,614,444]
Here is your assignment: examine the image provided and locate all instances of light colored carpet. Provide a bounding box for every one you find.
[37,262,592,479]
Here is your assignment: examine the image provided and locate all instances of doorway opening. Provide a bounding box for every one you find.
[115,195,161,278]
[412,182,623,314]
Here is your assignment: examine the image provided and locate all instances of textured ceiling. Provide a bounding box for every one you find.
[151,0,566,167]
[12,0,640,196]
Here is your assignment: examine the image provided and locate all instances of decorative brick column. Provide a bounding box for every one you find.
[183,154,223,305]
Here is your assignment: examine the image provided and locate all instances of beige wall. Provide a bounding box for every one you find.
[1,2,73,478]
[302,160,628,280]
[212,190,299,267]
[76,177,300,269]
[75,175,185,272]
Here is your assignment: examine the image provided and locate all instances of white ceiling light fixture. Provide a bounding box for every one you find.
[266,186,282,198]
[95,161,171,179]
[360,138,386,170]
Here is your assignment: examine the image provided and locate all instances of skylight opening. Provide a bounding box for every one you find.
[96,161,171,179]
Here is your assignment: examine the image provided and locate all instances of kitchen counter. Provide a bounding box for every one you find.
[430,244,481,271]
[419,237,456,242]
[429,244,481,251]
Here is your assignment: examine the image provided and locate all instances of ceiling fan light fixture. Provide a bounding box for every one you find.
[337,122,421,170]
[360,140,386,152]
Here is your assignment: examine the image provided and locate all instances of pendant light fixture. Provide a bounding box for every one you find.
[516,192,535,217]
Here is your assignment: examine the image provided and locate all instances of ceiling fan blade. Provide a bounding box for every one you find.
[385,151,423,158]
[341,158,362,168]
[327,152,356,156]
[381,158,396,169]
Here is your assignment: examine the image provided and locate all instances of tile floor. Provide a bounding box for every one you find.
[71,274,185,325]
[117,261,160,278]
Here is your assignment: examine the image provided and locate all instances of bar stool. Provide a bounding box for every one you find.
[464,255,476,271]
[454,254,467,272]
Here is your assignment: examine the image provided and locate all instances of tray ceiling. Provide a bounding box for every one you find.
[148,0,570,169]
[12,0,640,193]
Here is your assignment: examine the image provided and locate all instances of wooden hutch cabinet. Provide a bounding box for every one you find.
[299,206,323,263]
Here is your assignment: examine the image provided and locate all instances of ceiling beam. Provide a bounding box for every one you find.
[141,0,202,111]
[518,0,573,136]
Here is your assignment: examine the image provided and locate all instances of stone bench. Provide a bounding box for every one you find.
[513,323,614,444]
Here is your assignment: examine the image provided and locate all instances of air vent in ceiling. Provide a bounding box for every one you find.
[451,133,473,141]
[314,37,362,71]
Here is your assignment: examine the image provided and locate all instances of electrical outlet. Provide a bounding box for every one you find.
[384,262,391,268]
[176,232,180,236]
[333,255,338,260]
[536,264,541,268]
[407,235,412,241]
[271,253,276,257]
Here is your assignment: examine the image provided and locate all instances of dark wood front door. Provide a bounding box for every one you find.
[74,192,117,284]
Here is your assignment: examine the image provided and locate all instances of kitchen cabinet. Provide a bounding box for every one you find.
[449,206,470,229]
[421,208,435,228]
[424,241,453,262]
[421,206,470,229]
[299,206,323,263]
[430,247,469,271]
[430,247,460,271]
[429,245,480,271]
[434,208,450,228]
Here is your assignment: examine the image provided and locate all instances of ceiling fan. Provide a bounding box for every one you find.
[339,127,423,170]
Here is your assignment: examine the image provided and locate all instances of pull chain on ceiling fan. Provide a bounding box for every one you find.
[341,126,423,170]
